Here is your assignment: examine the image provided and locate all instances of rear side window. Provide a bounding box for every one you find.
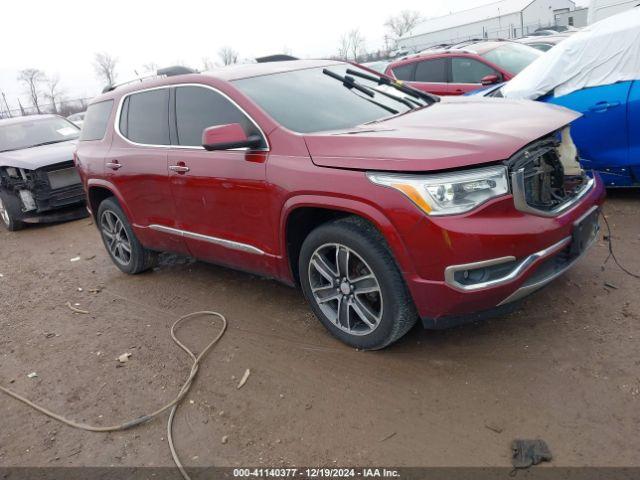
[391,63,415,81]
[415,58,448,82]
[121,89,170,145]
[451,57,497,83]
[174,86,264,147]
[79,100,113,141]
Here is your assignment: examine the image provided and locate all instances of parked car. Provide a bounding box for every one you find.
[384,40,542,95]
[67,112,86,128]
[0,115,88,230]
[517,33,572,51]
[361,60,391,73]
[76,60,604,349]
[468,8,640,187]
[534,25,576,33]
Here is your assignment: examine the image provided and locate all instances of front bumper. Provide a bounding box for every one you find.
[20,205,89,224]
[400,174,605,327]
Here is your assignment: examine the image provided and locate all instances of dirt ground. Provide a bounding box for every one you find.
[1,190,639,472]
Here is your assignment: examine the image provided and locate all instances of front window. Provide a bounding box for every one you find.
[0,116,80,153]
[481,43,542,74]
[451,57,498,83]
[174,86,265,147]
[233,65,417,134]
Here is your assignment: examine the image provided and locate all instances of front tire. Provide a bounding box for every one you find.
[97,198,157,274]
[0,190,24,231]
[299,217,418,350]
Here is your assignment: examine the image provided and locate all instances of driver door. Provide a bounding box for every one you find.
[167,85,274,275]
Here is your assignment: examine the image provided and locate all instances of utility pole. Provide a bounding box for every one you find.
[17,98,26,116]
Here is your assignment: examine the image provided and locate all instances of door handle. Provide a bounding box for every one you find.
[588,101,621,113]
[169,165,190,174]
[106,160,122,170]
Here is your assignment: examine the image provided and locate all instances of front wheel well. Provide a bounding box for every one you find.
[87,186,115,219]
[286,207,382,285]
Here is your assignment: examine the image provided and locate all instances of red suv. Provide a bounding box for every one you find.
[75,60,604,349]
[385,41,541,96]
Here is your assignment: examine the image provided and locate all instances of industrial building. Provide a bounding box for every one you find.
[397,0,577,51]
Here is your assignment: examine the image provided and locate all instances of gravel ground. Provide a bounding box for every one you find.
[0,190,639,471]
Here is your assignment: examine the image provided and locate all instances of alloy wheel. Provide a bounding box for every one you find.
[100,210,132,266]
[308,243,383,336]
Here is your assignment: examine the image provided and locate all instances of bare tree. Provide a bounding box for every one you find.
[218,46,238,66]
[201,57,216,70]
[348,29,366,62]
[17,68,46,114]
[338,33,351,60]
[385,10,423,45]
[44,74,65,114]
[93,52,119,86]
[142,62,159,74]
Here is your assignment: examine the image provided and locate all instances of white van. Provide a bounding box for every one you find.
[587,0,639,23]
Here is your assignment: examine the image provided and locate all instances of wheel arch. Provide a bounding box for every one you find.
[280,195,414,285]
[86,180,133,223]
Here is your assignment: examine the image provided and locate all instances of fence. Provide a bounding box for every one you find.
[0,96,94,120]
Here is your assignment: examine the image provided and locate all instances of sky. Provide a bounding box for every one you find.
[0,0,586,111]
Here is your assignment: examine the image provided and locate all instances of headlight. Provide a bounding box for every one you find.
[367,165,509,216]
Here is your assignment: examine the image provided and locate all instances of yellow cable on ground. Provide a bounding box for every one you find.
[0,310,227,480]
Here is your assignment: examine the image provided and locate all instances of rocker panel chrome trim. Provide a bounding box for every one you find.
[148,224,265,255]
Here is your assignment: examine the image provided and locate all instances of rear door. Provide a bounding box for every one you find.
[410,58,451,96]
[450,56,502,95]
[546,81,632,183]
[106,87,188,253]
[167,84,274,275]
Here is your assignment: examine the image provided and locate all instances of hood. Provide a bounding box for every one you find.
[304,97,580,172]
[0,140,77,170]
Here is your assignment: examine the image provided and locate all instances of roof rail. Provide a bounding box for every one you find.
[101,65,198,94]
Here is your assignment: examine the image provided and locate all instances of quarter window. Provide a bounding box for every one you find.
[414,58,448,83]
[174,86,264,147]
[80,100,113,141]
[451,58,497,84]
[120,89,170,145]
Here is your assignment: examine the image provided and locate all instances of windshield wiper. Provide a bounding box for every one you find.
[322,69,399,115]
[345,68,440,105]
[27,139,71,148]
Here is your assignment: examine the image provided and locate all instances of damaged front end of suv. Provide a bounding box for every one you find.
[0,115,88,231]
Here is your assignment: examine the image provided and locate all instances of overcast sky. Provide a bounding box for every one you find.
[0,0,585,111]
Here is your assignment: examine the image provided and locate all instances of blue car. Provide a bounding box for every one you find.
[468,8,640,187]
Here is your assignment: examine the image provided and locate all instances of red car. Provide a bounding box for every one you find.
[385,41,542,96]
[75,60,603,349]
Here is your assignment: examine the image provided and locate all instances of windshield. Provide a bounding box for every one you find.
[0,116,80,152]
[233,65,416,134]
[481,43,542,74]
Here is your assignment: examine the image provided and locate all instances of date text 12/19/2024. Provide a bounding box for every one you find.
[233,468,400,478]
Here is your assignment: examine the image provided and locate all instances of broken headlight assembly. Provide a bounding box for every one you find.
[367,165,509,216]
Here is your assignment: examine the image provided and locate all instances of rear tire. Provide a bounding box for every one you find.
[0,190,25,232]
[97,198,157,274]
[299,216,418,350]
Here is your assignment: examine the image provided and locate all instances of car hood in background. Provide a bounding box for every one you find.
[304,97,579,172]
[0,140,77,169]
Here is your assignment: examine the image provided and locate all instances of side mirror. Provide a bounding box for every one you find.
[481,74,500,86]
[202,124,262,151]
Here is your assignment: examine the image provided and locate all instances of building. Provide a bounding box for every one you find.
[555,6,589,27]
[397,0,576,51]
